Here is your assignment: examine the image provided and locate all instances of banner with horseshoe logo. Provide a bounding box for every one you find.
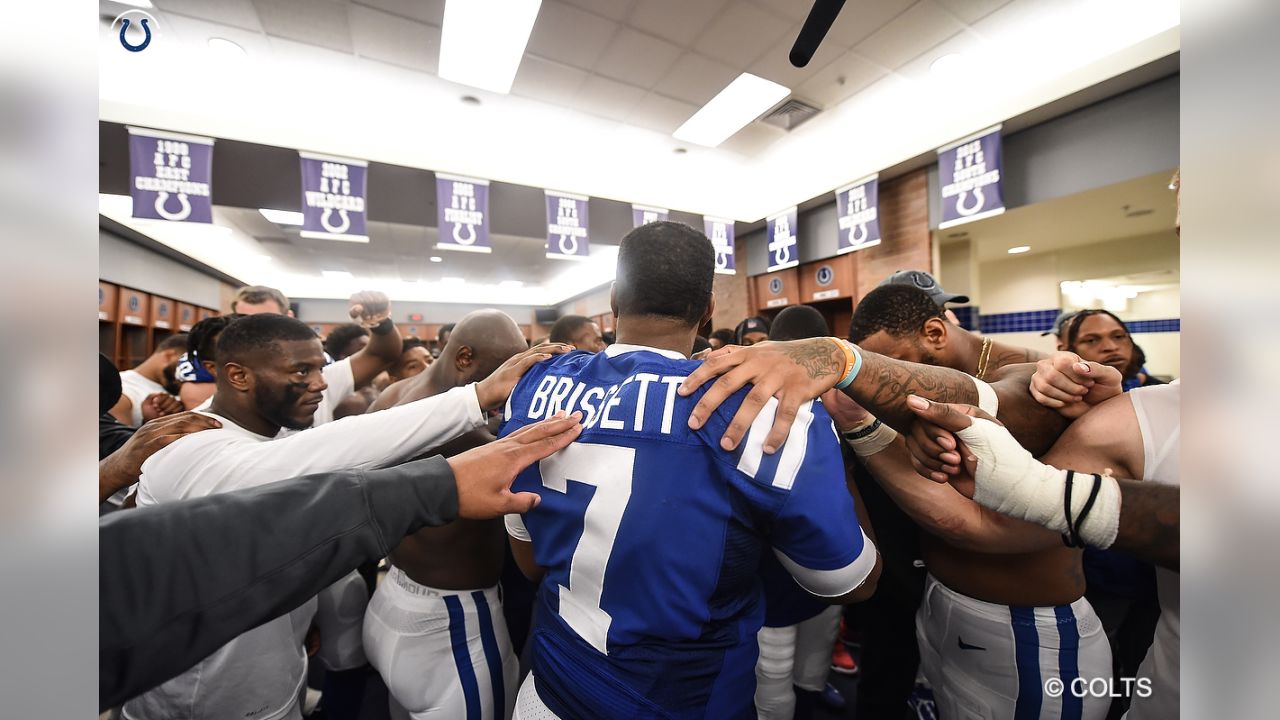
[766,206,799,272]
[704,216,736,275]
[300,152,369,242]
[128,127,214,224]
[937,125,1006,229]
[436,174,491,254]
[545,191,590,261]
[835,174,882,254]
[631,204,669,228]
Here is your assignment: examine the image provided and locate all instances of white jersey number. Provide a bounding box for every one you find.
[538,443,635,655]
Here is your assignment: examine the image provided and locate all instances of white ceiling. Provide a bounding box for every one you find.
[939,171,1178,262]
[100,0,1179,222]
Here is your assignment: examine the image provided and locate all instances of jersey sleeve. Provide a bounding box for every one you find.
[730,398,876,597]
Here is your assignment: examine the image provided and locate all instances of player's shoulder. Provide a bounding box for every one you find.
[696,387,838,490]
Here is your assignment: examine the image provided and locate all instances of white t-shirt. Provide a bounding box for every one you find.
[118,369,167,427]
[1125,383,1180,720]
[126,383,486,720]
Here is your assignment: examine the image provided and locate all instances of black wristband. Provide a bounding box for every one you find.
[370,317,395,335]
[1062,469,1078,547]
[842,418,882,440]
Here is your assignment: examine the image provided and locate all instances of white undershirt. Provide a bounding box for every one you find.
[118,369,167,427]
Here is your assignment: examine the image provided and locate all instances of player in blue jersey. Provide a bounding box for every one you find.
[500,221,881,719]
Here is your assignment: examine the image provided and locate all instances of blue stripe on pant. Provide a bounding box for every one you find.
[1055,605,1082,720]
[1010,606,1042,720]
[444,594,482,720]
[473,590,506,716]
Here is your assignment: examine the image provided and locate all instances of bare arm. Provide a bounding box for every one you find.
[508,537,544,583]
[681,338,1067,456]
[861,437,1062,553]
[346,291,402,389]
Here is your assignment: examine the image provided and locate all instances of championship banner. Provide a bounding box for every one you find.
[300,152,369,242]
[631,204,668,227]
[435,174,491,253]
[766,206,799,271]
[938,125,1005,229]
[704,216,736,275]
[128,127,214,224]
[835,174,881,254]
[545,191,590,260]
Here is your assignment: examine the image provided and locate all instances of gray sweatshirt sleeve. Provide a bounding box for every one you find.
[99,455,458,711]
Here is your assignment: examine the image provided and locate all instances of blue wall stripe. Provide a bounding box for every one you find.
[473,591,506,718]
[972,308,1181,334]
[444,594,482,720]
[1055,605,1083,720]
[1010,606,1043,720]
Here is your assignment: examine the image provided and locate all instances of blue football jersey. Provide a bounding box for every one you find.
[501,344,876,719]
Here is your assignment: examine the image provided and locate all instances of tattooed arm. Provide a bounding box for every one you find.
[681,338,1067,456]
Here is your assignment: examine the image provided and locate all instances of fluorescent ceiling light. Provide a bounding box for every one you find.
[498,280,524,289]
[207,37,247,61]
[259,208,303,225]
[322,270,353,280]
[429,256,444,263]
[929,53,969,79]
[673,73,791,148]
[1007,245,1031,254]
[439,0,542,94]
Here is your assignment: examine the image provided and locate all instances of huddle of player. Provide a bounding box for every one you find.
[103,220,1179,720]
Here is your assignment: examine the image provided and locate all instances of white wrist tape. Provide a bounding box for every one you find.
[955,419,1120,548]
[972,377,999,416]
[843,420,898,457]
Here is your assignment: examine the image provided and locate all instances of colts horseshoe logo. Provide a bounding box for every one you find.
[558,234,579,255]
[321,208,351,234]
[452,222,477,246]
[849,222,868,245]
[715,250,729,269]
[956,186,985,217]
[155,191,192,221]
[113,11,158,53]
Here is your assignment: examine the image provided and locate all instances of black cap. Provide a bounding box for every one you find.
[879,270,969,307]
[1041,310,1080,337]
[735,316,770,344]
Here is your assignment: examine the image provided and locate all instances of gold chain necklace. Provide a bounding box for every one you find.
[975,336,993,380]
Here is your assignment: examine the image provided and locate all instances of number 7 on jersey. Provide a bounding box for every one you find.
[539,443,635,655]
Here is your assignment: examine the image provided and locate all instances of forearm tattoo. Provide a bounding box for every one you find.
[848,349,977,429]
[784,340,844,380]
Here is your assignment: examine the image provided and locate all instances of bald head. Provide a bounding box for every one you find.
[439,309,528,387]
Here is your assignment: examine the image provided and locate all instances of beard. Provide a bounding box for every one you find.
[254,381,318,431]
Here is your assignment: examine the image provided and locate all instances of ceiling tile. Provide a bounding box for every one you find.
[718,121,786,157]
[747,25,847,89]
[853,0,965,70]
[933,0,1016,24]
[155,0,265,32]
[158,12,274,58]
[593,29,682,89]
[894,29,988,81]
[652,51,738,106]
[511,55,590,106]
[795,50,887,107]
[627,0,730,47]
[349,5,440,74]
[526,1,620,71]
[751,0,814,24]
[694,2,792,68]
[572,74,647,121]
[624,92,699,134]
[253,0,354,53]
[822,0,916,49]
[561,0,634,22]
[352,0,445,26]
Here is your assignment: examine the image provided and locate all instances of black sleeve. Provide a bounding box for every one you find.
[99,413,135,460]
[99,456,458,711]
